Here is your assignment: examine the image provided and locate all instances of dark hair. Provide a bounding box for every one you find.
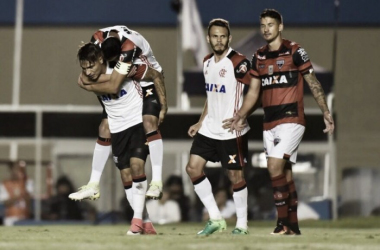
[207,18,231,37]
[77,42,103,63]
[55,176,75,193]
[101,36,122,61]
[260,9,283,24]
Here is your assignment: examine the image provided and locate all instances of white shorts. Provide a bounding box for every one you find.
[263,123,305,164]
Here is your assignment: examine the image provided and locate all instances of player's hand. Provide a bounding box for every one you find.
[188,123,201,137]
[223,114,246,133]
[77,74,88,90]
[158,105,168,125]
[323,111,335,135]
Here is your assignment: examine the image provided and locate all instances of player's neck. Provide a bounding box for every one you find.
[213,48,230,63]
[268,37,282,51]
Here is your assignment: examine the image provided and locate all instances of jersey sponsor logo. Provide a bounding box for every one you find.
[237,62,248,73]
[101,89,127,101]
[219,68,227,77]
[228,154,237,164]
[297,47,309,62]
[205,83,226,93]
[276,60,285,69]
[262,75,288,86]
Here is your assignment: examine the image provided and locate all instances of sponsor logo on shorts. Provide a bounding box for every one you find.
[145,88,153,97]
[228,154,237,164]
[113,155,118,163]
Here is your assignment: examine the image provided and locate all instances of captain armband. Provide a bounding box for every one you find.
[114,61,131,75]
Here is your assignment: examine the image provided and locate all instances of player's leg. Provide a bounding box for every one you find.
[265,123,304,235]
[221,135,249,235]
[187,134,226,236]
[285,164,300,234]
[69,117,111,201]
[141,85,164,200]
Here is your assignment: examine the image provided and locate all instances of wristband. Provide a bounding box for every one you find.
[114,61,131,75]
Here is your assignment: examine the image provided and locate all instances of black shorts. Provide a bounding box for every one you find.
[190,133,248,170]
[111,123,149,170]
[142,85,161,118]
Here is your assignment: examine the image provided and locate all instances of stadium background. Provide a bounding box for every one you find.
[0,0,379,222]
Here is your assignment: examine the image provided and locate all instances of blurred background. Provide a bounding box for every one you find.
[0,0,379,225]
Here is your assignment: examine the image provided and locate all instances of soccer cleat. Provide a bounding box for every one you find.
[271,225,301,236]
[231,228,249,235]
[127,218,144,236]
[68,182,100,201]
[145,181,163,200]
[270,225,284,235]
[197,219,227,236]
[143,222,157,235]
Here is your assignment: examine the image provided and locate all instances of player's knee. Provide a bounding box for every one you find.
[130,163,144,177]
[185,163,199,177]
[228,170,243,184]
[99,120,111,137]
[143,116,158,133]
[120,169,132,182]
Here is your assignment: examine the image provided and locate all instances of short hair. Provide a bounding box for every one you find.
[260,9,283,24]
[77,42,103,63]
[207,18,231,37]
[101,36,121,61]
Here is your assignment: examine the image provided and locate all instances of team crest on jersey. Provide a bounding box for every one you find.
[268,65,274,75]
[228,154,237,164]
[119,54,125,61]
[276,60,285,69]
[113,155,118,163]
[237,62,248,73]
[219,68,227,77]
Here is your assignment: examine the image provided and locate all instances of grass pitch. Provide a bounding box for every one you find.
[1,218,379,250]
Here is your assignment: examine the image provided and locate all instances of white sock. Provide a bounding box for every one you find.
[194,177,222,220]
[132,178,148,219]
[148,139,163,182]
[89,143,111,183]
[233,187,248,229]
[125,187,134,210]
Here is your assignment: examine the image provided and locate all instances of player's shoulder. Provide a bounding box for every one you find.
[203,53,214,63]
[283,39,303,51]
[227,49,250,67]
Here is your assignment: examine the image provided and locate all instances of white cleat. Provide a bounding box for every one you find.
[145,181,163,200]
[68,182,100,201]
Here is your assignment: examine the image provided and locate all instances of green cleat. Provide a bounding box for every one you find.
[197,219,227,236]
[231,228,249,235]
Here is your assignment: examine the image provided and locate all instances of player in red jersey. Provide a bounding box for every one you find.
[224,9,334,235]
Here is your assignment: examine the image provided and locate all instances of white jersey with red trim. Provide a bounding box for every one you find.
[95,25,162,87]
[198,48,252,140]
[98,65,143,133]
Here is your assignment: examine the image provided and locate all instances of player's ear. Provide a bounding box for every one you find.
[228,35,232,44]
[99,56,104,64]
[206,35,210,44]
[279,23,284,32]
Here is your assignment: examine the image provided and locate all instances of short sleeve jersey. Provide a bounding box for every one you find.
[98,64,147,133]
[91,25,162,87]
[250,39,313,130]
[198,48,252,140]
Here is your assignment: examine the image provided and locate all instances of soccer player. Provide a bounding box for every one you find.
[70,25,166,201]
[186,18,251,236]
[224,9,335,235]
[76,42,163,235]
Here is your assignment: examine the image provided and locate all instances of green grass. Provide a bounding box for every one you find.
[1,218,380,250]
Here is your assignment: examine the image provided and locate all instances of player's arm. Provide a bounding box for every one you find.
[188,100,208,137]
[303,71,335,135]
[142,68,168,124]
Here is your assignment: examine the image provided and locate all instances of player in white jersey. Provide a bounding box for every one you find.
[75,43,164,235]
[185,19,251,236]
[72,25,166,201]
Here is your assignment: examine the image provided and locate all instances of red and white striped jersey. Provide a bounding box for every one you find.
[92,25,162,87]
[198,48,252,140]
